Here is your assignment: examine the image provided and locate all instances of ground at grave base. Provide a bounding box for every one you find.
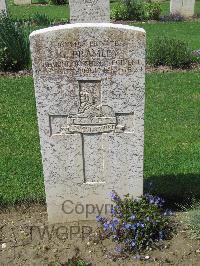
[0,204,200,266]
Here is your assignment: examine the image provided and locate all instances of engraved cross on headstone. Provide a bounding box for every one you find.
[62,80,126,184]
[50,80,134,184]
[69,0,110,23]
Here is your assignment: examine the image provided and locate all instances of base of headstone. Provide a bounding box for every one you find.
[14,0,31,5]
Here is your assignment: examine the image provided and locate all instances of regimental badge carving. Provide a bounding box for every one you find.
[60,80,124,134]
[63,105,120,134]
[49,80,135,136]
[78,80,101,113]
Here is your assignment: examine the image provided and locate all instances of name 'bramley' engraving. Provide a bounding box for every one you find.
[36,40,143,76]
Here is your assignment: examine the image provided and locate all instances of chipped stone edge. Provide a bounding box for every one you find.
[29,23,146,38]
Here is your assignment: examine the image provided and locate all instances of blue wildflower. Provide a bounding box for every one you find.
[154,196,165,207]
[109,190,120,202]
[96,215,106,223]
[145,194,165,207]
[110,207,115,215]
[96,215,101,222]
[112,205,122,216]
[114,245,122,254]
[123,223,132,229]
[159,231,164,240]
[164,209,173,216]
[131,223,137,230]
[109,222,117,232]
[130,240,136,247]
[112,217,119,225]
[130,214,136,220]
[106,218,119,232]
[103,222,110,231]
[136,222,144,228]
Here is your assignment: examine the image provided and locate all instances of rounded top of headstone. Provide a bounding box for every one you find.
[29,23,145,38]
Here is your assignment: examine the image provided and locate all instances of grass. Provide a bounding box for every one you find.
[145,72,200,177]
[144,72,200,204]
[0,72,199,205]
[0,77,44,204]
[133,21,200,51]
[7,0,70,22]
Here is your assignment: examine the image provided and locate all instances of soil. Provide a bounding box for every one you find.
[0,204,200,266]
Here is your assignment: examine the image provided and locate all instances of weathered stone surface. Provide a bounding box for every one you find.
[69,0,110,23]
[170,0,195,17]
[0,0,7,13]
[30,23,145,223]
[14,0,31,5]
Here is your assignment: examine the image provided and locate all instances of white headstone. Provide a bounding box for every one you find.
[170,0,195,17]
[30,5,145,225]
[69,0,110,23]
[14,0,31,5]
[0,0,7,13]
